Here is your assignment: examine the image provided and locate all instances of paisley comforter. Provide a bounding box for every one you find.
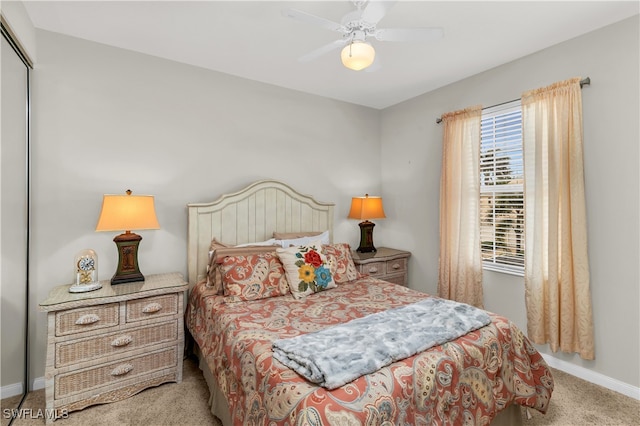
[272,297,491,390]
[186,277,553,425]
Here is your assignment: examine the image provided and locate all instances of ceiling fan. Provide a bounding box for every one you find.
[282,0,443,71]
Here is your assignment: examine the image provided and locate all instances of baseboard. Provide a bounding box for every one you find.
[32,376,45,391]
[1,377,45,399]
[0,382,23,399]
[542,354,640,400]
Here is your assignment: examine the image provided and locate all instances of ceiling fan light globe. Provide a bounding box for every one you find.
[341,42,375,71]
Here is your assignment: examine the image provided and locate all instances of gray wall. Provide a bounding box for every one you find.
[20,12,640,395]
[380,16,639,389]
[29,30,381,379]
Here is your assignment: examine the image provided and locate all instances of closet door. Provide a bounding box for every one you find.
[1,29,30,421]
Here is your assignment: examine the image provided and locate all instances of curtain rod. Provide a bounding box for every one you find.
[435,77,591,124]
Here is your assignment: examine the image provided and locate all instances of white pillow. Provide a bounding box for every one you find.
[235,238,279,247]
[276,240,336,299]
[276,230,330,248]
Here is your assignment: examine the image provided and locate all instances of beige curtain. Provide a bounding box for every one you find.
[438,106,484,308]
[522,77,595,359]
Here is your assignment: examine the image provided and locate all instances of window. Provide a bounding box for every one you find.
[480,101,524,275]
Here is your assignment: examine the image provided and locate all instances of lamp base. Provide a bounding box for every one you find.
[111,231,145,285]
[356,220,377,253]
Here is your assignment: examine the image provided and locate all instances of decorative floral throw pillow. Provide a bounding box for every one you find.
[323,243,360,283]
[277,241,336,299]
[220,253,289,302]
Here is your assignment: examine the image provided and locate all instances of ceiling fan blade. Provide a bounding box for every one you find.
[375,27,444,42]
[299,39,348,63]
[282,8,345,33]
[361,0,397,24]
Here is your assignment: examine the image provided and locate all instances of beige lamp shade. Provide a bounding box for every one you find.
[95,191,160,232]
[341,41,375,71]
[348,195,386,220]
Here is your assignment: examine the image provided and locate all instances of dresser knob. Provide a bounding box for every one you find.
[110,364,133,376]
[391,263,400,270]
[75,314,100,325]
[111,335,133,347]
[368,267,378,273]
[142,302,163,314]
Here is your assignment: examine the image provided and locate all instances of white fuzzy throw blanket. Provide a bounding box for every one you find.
[272,297,491,389]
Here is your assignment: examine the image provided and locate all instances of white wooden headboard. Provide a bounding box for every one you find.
[187,180,335,287]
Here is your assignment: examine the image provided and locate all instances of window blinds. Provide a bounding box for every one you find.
[480,101,524,274]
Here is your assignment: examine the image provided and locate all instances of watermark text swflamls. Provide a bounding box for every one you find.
[2,408,69,420]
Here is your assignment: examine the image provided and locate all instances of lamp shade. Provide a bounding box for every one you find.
[348,195,386,220]
[341,41,375,71]
[95,191,160,232]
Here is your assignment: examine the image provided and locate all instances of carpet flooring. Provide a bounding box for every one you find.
[3,355,639,425]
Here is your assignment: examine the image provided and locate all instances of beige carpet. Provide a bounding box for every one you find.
[3,356,639,425]
[4,356,218,426]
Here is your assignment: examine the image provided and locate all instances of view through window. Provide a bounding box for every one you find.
[480,101,524,275]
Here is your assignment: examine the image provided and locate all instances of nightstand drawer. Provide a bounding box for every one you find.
[351,248,411,287]
[384,274,406,286]
[386,258,407,275]
[55,346,178,399]
[359,261,385,277]
[55,321,178,368]
[55,304,119,337]
[126,294,178,323]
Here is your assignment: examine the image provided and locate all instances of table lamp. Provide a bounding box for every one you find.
[95,190,160,284]
[348,194,386,253]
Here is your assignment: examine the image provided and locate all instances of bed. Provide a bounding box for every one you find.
[185,180,553,425]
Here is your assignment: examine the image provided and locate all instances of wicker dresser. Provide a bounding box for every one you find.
[351,247,411,287]
[39,272,188,423]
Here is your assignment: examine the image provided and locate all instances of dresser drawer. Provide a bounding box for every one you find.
[384,274,406,286]
[55,321,178,368]
[386,258,407,275]
[126,294,178,323]
[55,304,119,337]
[359,261,385,277]
[55,346,178,399]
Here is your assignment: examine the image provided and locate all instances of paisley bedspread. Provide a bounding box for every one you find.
[272,297,491,390]
[186,277,553,425]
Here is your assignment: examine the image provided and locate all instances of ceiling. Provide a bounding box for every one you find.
[23,1,639,109]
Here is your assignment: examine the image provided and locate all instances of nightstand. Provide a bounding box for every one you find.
[39,272,188,423]
[351,247,411,286]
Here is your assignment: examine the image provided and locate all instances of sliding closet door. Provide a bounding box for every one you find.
[1,29,30,420]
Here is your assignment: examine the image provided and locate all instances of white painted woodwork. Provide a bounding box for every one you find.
[187,180,335,287]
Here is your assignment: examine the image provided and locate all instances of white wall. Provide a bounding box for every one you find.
[29,30,381,380]
[381,16,639,391]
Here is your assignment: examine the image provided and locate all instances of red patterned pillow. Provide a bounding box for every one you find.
[207,238,280,294]
[220,253,290,302]
[323,243,360,283]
